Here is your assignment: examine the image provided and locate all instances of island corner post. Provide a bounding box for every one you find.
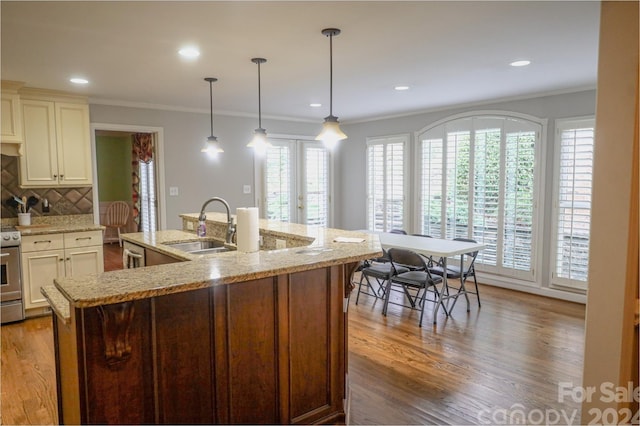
[52,261,360,425]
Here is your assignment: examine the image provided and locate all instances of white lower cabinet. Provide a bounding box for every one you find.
[22,230,103,311]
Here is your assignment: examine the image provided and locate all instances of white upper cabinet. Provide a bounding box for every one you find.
[19,90,92,187]
[1,81,25,155]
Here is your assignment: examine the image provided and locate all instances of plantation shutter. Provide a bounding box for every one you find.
[551,119,595,289]
[139,160,156,233]
[419,132,444,237]
[303,145,330,226]
[366,136,407,232]
[265,143,293,222]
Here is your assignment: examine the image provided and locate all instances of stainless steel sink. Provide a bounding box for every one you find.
[164,240,232,254]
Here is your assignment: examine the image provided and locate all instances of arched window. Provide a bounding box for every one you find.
[415,112,545,281]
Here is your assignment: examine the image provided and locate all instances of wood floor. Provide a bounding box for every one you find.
[1,246,586,425]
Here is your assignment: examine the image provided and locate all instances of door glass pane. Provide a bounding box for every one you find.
[472,127,500,266]
[502,130,536,271]
[420,137,443,237]
[304,146,329,226]
[445,130,470,239]
[265,144,292,222]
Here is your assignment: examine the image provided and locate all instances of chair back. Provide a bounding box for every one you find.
[389,229,407,234]
[105,201,130,226]
[387,248,427,271]
[453,237,479,271]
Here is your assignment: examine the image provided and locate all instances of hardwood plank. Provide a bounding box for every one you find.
[347,280,585,425]
[1,316,58,425]
[1,243,586,425]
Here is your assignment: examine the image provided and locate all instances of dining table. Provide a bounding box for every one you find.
[377,232,486,322]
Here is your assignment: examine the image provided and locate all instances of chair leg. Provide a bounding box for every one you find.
[117,227,123,247]
[355,271,366,305]
[382,280,392,316]
[473,274,481,307]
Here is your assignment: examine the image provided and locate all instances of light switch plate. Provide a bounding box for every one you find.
[243,185,251,194]
[169,186,179,196]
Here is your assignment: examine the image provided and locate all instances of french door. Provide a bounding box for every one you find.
[260,139,332,226]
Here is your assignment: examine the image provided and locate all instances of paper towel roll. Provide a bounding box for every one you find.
[236,207,260,253]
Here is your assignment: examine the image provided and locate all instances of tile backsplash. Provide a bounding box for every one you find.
[1,154,94,218]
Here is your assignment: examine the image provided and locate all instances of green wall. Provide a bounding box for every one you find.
[96,135,132,202]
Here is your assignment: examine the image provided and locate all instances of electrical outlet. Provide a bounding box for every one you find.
[169,186,179,196]
[243,185,251,194]
[276,239,286,249]
[186,221,194,231]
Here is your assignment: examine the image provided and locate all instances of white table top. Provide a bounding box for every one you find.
[377,233,485,258]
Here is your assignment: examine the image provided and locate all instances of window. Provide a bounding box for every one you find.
[138,160,157,234]
[262,139,332,226]
[417,114,542,281]
[551,118,595,290]
[264,143,293,222]
[366,135,408,232]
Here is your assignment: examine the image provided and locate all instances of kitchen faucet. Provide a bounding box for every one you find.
[198,197,236,244]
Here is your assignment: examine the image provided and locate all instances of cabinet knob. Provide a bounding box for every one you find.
[59,258,64,262]
[60,174,64,179]
[53,174,57,179]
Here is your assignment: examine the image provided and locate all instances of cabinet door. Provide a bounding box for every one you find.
[1,93,23,142]
[65,245,104,277]
[55,103,92,186]
[21,249,65,309]
[20,100,59,186]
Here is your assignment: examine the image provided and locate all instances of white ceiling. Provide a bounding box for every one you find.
[1,1,600,123]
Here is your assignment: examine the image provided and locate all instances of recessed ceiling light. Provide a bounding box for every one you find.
[510,60,531,67]
[310,103,322,108]
[70,77,89,85]
[394,86,410,91]
[178,46,200,59]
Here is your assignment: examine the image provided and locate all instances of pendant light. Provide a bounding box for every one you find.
[247,57,272,153]
[201,77,224,154]
[316,28,347,149]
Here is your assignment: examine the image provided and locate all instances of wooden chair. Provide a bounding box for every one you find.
[104,201,129,247]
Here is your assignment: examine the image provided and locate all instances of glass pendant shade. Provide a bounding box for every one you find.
[315,115,347,149]
[247,127,271,154]
[317,28,347,148]
[248,58,271,153]
[201,135,224,154]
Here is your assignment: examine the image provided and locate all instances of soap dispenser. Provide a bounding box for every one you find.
[197,220,206,237]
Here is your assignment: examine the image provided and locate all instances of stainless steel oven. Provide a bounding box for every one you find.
[1,226,24,324]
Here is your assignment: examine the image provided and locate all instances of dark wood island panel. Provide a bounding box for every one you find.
[53,263,355,424]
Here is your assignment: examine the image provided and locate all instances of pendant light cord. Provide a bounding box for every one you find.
[209,80,214,137]
[257,61,262,129]
[329,32,333,117]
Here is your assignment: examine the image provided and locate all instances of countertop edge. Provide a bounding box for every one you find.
[41,285,71,324]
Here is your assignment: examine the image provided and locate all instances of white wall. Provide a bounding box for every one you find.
[89,104,319,229]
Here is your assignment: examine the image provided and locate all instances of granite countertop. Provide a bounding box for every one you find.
[53,215,382,309]
[17,223,105,235]
[10,214,105,236]
[41,285,71,324]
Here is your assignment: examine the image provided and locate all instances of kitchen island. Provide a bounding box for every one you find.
[43,214,381,425]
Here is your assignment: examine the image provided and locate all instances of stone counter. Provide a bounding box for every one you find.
[53,215,381,308]
[48,215,381,425]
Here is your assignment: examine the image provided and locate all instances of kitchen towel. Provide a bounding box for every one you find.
[236,207,260,253]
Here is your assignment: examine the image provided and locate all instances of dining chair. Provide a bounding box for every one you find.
[355,250,409,305]
[122,248,143,269]
[389,229,407,234]
[384,248,447,326]
[429,237,481,310]
[104,201,130,247]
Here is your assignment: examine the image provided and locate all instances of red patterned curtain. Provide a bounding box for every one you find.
[132,133,153,230]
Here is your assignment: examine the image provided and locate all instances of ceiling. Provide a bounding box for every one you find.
[1,1,600,123]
